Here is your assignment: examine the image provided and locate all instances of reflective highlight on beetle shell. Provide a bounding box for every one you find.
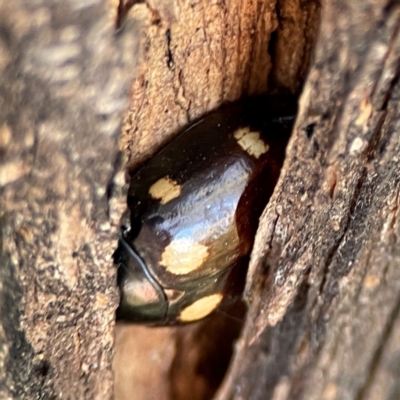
[115,95,297,325]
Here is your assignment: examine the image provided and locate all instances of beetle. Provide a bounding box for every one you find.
[114,95,297,325]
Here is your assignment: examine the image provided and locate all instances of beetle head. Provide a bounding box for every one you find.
[114,230,168,323]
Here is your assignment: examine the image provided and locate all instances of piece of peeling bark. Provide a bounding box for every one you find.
[216,1,400,400]
[0,0,142,398]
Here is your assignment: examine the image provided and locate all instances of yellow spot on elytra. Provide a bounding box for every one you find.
[179,293,223,322]
[160,238,209,275]
[149,176,181,204]
[234,127,269,158]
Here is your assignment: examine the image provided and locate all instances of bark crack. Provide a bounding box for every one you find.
[165,28,174,70]
[317,166,369,300]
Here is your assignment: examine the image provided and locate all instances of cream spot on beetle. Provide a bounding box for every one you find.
[160,238,209,275]
[234,127,269,158]
[149,176,181,204]
[179,293,223,322]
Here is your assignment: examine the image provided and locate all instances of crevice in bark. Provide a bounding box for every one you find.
[165,28,174,69]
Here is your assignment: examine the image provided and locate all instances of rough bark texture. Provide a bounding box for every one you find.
[120,0,318,170]
[115,0,400,400]
[0,1,141,398]
[2,0,399,399]
[217,1,400,400]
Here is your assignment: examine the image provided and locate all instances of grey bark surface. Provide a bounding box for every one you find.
[0,1,141,398]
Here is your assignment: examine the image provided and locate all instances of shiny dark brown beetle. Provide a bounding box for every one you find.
[114,96,296,325]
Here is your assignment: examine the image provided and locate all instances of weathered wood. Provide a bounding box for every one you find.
[119,0,318,169]
[216,1,400,399]
[3,0,398,398]
[0,1,141,398]
[116,0,400,399]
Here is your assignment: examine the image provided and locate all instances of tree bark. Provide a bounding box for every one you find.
[2,0,400,399]
[0,1,140,398]
[217,2,400,400]
[116,0,400,399]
